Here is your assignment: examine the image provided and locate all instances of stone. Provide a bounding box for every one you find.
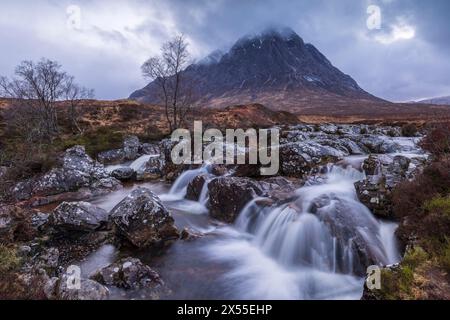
[110,187,179,248]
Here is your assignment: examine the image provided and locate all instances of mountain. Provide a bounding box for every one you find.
[416,96,450,106]
[130,27,385,113]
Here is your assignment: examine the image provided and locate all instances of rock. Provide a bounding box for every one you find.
[52,201,109,232]
[180,227,203,241]
[355,154,412,218]
[123,135,140,161]
[139,143,160,156]
[210,164,229,176]
[158,139,186,181]
[362,155,379,175]
[97,149,125,165]
[13,146,122,202]
[110,187,179,248]
[31,211,50,231]
[0,205,34,244]
[0,166,8,179]
[358,135,400,154]
[35,247,60,273]
[111,167,137,181]
[91,257,167,297]
[208,177,266,223]
[46,274,109,300]
[308,195,388,276]
[279,141,342,177]
[135,156,163,181]
[186,174,209,201]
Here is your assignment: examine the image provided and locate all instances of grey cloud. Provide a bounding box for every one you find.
[0,0,448,101]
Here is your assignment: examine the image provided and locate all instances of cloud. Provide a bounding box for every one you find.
[373,20,416,44]
[0,0,448,101]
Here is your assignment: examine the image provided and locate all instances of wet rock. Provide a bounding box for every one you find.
[139,143,160,156]
[51,201,109,232]
[186,174,209,201]
[45,274,109,300]
[110,187,179,248]
[180,227,203,241]
[356,155,412,218]
[358,135,400,154]
[91,257,167,297]
[309,195,388,276]
[208,177,266,223]
[98,137,160,165]
[210,164,229,176]
[280,141,342,177]
[135,156,163,181]
[111,167,137,181]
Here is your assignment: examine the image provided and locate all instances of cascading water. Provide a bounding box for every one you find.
[204,164,401,299]
[159,164,212,214]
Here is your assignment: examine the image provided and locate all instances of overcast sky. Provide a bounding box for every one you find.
[0,0,449,102]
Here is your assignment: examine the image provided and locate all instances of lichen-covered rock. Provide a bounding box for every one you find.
[51,201,109,232]
[135,156,163,181]
[111,167,137,181]
[110,187,179,248]
[45,274,109,300]
[280,141,342,177]
[355,155,413,218]
[12,146,121,203]
[91,257,168,298]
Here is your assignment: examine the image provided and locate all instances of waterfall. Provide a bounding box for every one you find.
[160,164,211,202]
[129,155,156,171]
[205,164,400,299]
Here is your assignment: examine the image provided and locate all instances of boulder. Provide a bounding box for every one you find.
[45,274,109,300]
[280,141,342,177]
[308,195,389,276]
[355,155,412,218]
[12,146,121,202]
[91,257,168,298]
[97,149,125,165]
[135,156,163,181]
[123,136,140,161]
[111,167,137,181]
[110,187,179,248]
[52,201,109,232]
[208,177,266,223]
[186,174,209,201]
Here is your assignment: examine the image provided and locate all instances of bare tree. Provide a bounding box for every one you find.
[141,35,196,131]
[63,76,94,134]
[0,58,94,142]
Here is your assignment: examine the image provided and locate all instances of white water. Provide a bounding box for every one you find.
[203,165,400,299]
[85,136,425,300]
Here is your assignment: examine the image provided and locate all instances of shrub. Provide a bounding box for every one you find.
[424,196,450,217]
[0,245,21,273]
[401,123,418,137]
[57,126,124,157]
[420,123,450,158]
